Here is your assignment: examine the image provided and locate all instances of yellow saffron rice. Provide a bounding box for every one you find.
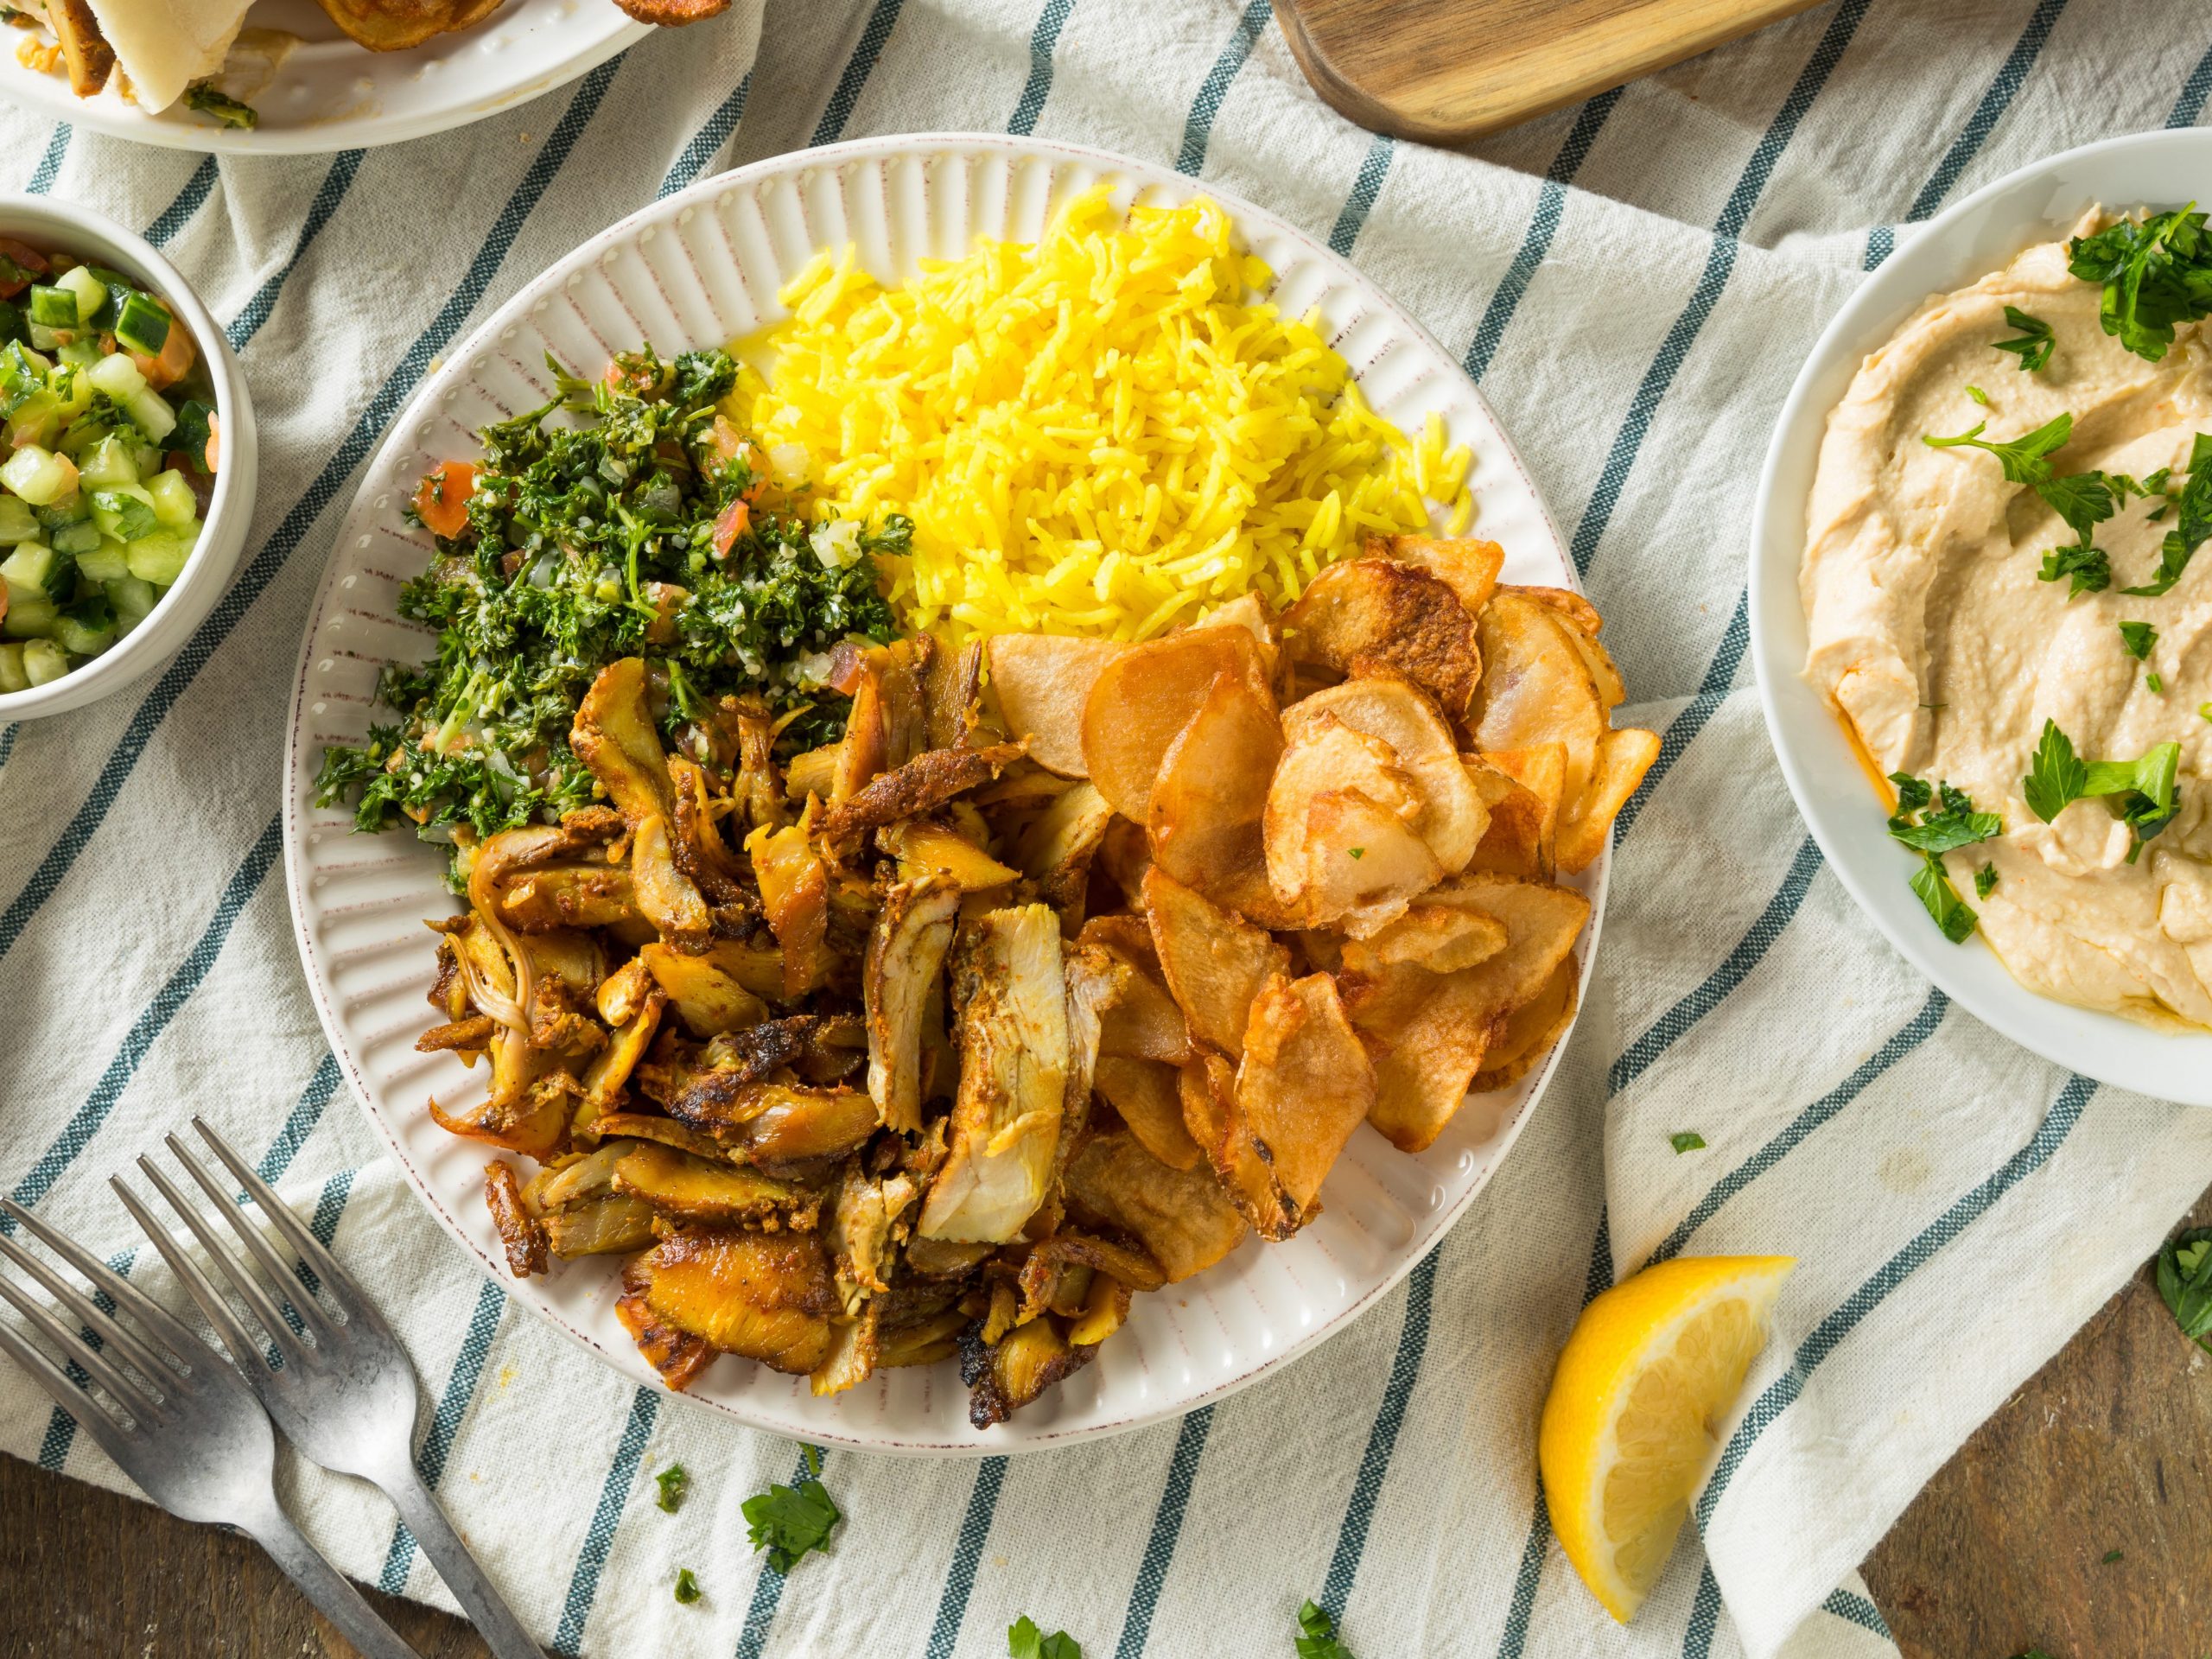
[734,185,1473,642]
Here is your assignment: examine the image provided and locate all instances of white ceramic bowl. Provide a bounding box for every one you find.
[0,196,257,721]
[284,134,1606,1452]
[1750,127,2212,1106]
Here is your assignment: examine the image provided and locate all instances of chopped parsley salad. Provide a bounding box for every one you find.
[314,345,908,882]
[0,238,216,692]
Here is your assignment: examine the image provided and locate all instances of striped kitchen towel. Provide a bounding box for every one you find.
[4,2,2212,1655]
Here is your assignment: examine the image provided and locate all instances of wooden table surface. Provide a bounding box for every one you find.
[5,1185,2209,1657]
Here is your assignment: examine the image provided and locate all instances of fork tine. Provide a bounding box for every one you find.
[0,1270,164,1423]
[129,1159,311,1373]
[0,1230,182,1391]
[163,1134,334,1339]
[0,1313,139,1471]
[0,1198,204,1369]
[111,1174,278,1376]
[188,1118,363,1320]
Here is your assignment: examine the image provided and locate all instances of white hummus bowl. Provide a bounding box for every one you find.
[1750,127,2212,1107]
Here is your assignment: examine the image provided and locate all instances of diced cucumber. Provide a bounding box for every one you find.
[56,265,105,324]
[76,537,129,582]
[125,531,191,587]
[22,639,68,685]
[57,339,99,372]
[48,519,100,557]
[90,485,159,543]
[105,576,156,632]
[75,435,138,492]
[3,392,62,452]
[0,642,25,693]
[3,595,56,639]
[133,444,161,479]
[86,351,146,403]
[53,612,112,657]
[0,446,77,507]
[0,496,35,543]
[0,542,60,598]
[114,294,172,358]
[26,285,76,329]
[124,388,175,443]
[145,468,198,527]
[48,365,91,421]
[0,301,22,350]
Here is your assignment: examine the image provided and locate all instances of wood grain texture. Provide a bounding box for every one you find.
[1274,0,1825,143]
[4,1184,2209,1656]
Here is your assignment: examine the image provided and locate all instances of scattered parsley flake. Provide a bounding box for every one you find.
[804,1442,823,1477]
[1669,1132,1707,1154]
[2149,671,2166,694]
[1886,776,2002,855]
[2102,1548,2125,1564]
[2120,620,2158,659]
[1993,305,2056,372]
[1347,847,1365,860]
[1964,384,1991,406]
[2038,541,2111,597]
[1009,1615,1083,1659]
[742,1476,842,1575]
[654,1464,688,1514]
[1974,861,1999,899]
[674,1568,702,1605]
[1295,1600,1357,1659]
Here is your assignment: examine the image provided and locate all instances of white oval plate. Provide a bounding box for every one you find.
[1750,126,2212,1107]
[284,134,1607,1452]
[3,0,645,155]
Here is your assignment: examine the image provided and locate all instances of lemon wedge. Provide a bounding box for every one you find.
[1538,1254,1795,1622]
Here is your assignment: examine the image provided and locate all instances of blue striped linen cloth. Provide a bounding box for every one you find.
[4,2,2212,1654]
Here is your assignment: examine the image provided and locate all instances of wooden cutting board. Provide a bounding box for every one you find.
[1275,0,1827,144]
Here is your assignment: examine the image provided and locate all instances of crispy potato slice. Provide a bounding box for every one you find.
[1263,713,1442,934]
[1094,953,1191,1065]
[1093,1054,1201,1171]
[1287,676,1487,874]
[1065,1129,1248,1282]
[1147,664,1283,911]
[1555,725,1660,875]
[1466,745,1566,878]
[640,943,770,1039]
[1097,816,1154,911]
[880,819,1019,891]
[1471,950,1580,1092]
[1340,902,1508,976]
[1472,593,1605,804]
[1363,534,1505,616]
[1503,582,1604,639]
[1142,868,1289,1059]
[1081,627,1262,821]
[571,658,673,824]
[1282,558,1479,716]
[865,875,961,1135]
[1229,973,1375,1233]
[987,635,1126,776]
[1177,1047,1283,1230]
[639,1230,837,1376]
[613,1142,807,1224]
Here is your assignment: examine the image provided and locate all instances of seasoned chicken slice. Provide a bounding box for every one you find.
[571,658,675,825]
[636,1229,837,1376]
[917,905,1070,1243]
[1066,1132,1248,1280]
[865,875,961,1134]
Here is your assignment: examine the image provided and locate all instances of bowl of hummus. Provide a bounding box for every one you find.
[1751,128,2212,1106]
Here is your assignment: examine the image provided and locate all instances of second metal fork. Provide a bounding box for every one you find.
[123,1118,543,1659]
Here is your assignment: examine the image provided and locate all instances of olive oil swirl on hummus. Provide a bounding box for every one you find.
[1802,212,2212,1031]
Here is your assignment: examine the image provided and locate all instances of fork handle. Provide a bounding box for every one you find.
[377,1460,546,1659]
[241,1505,424,1659]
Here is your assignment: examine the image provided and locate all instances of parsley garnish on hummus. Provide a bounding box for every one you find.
[2121,432,2212,596]
[1888,773,2000,941]
[1922,412,2073,481]
[2023,719,2183,859]
[2067,206,2212,364]
[1909,855,1980,943]
[1993,305,2056,372]
[2120,620,2158,659]
[1974,862,1999,899]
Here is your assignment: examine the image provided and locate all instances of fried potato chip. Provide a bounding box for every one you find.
[987,634,1126,777]
[1082,627,1264,821]
[1264,712,1440,934]
[1065,1130,1248,1283]
[1555,726,1661,875]
[1083,917,1192,1065]
[1501,582,1603,639]
[1230,972,1375,1231]
[1178,1047,1287,1234]
[1094,1054,1202,1170]
[1098,816,1154,912]
[1471,950,1580,1093]
[1147,662,1283,909]
[313,0,505,51]
[1472,593,1605,804]
[1287,676,1488,874]
[1282,557,1480,716]
[1340,901,1508,976]
[1362,534,1505,616]
[611,0,733,25]
[1467,744,1567,878]
[1143,868,1291,1059]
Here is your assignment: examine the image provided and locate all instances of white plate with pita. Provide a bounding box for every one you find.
[283,134,1610,1452]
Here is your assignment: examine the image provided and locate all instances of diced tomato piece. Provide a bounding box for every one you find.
[711,498,750,558]
[129,318,198,392]
[0,238,48,300]
[205,412,220,474]
[415,460,477,540]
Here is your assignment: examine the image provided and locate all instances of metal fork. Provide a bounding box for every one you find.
[0,1198,420,1659]
[123,1117,545,1659]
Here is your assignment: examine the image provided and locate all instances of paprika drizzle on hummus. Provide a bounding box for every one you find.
[1802,211,2212,1031]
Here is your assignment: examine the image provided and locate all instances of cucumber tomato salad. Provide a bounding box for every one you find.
[0,237,217,692]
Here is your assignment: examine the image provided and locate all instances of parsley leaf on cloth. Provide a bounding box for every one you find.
[2157,1227,2212,1352]
[1009,1616,1083,1659]
[2068,206,2212,362]
[1993,305,2056,372]
[673,1568,703,1605]
[654,1465,688,1514]
[1923,412,2073,482]
[742,1476,842,1574]
[1295,1601,1357,1659]
[1669,1132,1707,1154]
